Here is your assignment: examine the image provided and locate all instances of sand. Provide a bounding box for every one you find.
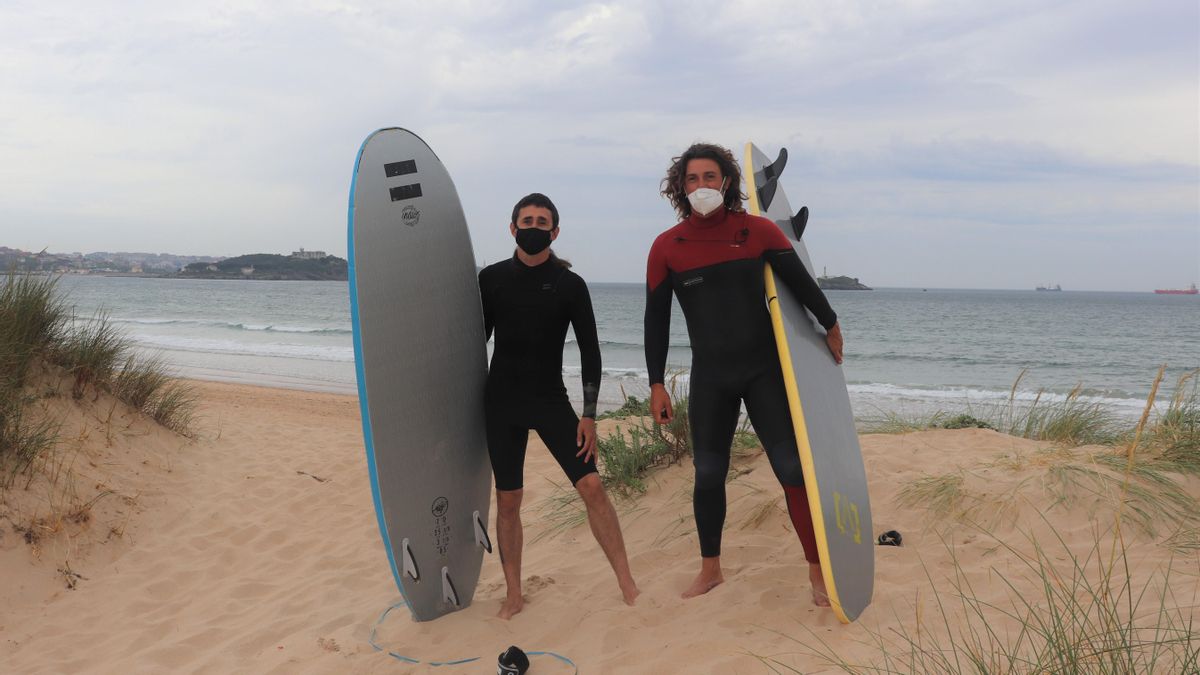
[2,379,1196,673]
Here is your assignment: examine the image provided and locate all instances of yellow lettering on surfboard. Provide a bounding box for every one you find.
[833,491,863,544]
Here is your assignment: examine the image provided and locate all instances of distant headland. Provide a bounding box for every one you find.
[817,271,872,291]
[178,252,347,281]
[0,247,348,281]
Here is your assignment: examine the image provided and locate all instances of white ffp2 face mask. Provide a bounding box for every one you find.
[686,177,727,216]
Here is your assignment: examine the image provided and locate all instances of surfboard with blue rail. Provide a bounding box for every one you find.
[746,141,874,623]
[348,128,492,622]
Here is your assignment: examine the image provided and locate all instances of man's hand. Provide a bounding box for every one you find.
[825,322,844,364]
[576,416,597,462]
[649,383,674,424]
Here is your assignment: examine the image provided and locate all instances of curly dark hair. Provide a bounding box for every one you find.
[659,142,747,219]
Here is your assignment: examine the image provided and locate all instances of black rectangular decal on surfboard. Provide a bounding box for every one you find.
[389,183,423,202]
[384,160,418,177]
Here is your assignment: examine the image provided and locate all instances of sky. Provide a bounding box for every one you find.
[1,0,1197,290]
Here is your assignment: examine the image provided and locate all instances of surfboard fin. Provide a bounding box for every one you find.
[763,147,788,181]
[756,148,788,212]
[441,567,460,606]
[401,538,420,582]
[474,510,493,553]
[791,206,809,240]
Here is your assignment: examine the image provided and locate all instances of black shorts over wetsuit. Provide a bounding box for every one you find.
[645,208,837,559]
[479,255,601,491]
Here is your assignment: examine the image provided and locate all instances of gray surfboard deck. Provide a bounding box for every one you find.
[745,142,874,623]
[348,128,492,622]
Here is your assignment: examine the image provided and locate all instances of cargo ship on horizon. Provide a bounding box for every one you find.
[1154,283,1198,295]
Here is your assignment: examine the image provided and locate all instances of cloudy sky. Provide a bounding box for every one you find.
[2,0,1196,290]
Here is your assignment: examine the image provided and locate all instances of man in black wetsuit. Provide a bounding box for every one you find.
[644,143,844,606]
[479,193,639,619]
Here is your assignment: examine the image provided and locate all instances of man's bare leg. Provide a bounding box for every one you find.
[495,488,524,619]
[682,555,724,598]
[809,562,830,607]
[575,474,639,605]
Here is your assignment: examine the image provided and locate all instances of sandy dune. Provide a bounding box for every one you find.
[2,380,1195,673]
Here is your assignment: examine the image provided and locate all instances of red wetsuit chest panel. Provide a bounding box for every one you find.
[646,210,789,291]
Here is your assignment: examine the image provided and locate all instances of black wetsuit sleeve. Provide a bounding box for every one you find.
[478,270,494,341]
[765,249,838,330]
[644,281,673,386]
[570,277,602,418]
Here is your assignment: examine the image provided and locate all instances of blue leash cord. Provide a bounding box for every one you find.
[368,600,579,673]
[527,650,580,672]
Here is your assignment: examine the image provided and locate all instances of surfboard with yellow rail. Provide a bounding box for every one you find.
[745,142,873,623]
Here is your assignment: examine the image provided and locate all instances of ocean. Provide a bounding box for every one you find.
[53,275,1199,421]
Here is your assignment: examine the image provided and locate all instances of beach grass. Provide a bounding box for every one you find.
[0,270,197,487]
[597,374,766,494]
[0,271,68,481]
[860,392,1121,444]
[597,425,667,496]
[861,369,1194,451]
[758,522,1199,674]
[531,480,647,543]
[596,392,650,420]
[0,394,60,488]
[0,271,68,387]
[595,375,694,494]
[54,310,126,399]
[1005,382,1126,446]
[1144,369,1199,474]
[898,369,1200,538]
[801,367,1200,672]
[896,472,968,520]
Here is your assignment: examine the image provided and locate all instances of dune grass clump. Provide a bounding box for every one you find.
[595,376,693,494]
[896,472,968,520]
[597,426,664,496]
[1004,385,1125,447]
[0,270,197,486]
[771,372,1200,671]
[938,414,993,431]
[761,524,1199,674]
[898,369,1200,539]
[1144,370,1200,474]
[597,394,650,420]
[0,272,68,482]
[0,395,60,488]
[53,311,127,399]
[859,410,949,434]
[595,375,762,495]
[113,354,198,434]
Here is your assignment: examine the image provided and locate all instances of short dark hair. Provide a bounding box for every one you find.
[660,142,747,219]
[510,192,560,229]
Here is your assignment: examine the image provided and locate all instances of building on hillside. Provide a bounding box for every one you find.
[291,248,326,260]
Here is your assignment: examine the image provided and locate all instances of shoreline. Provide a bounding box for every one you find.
[165,362,1169,423]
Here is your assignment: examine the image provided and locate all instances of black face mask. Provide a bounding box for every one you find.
[515,227,552,255]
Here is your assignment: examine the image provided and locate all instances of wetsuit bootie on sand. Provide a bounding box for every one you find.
[877,530,902,546]
[498,645,530,674]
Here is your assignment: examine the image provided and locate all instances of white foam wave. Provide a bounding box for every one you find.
[128,334,355,362]
[113,317,350,334]
[846,382,1150,413]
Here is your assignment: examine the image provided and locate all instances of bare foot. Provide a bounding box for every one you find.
[809,563,830,607]
[682,558,724,598]
[497,595,524,620]
[621,581,641,606]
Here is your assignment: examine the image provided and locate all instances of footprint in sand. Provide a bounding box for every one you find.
[524,575,556,593]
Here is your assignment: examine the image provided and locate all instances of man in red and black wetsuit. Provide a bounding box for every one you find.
[644,142,844,606]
